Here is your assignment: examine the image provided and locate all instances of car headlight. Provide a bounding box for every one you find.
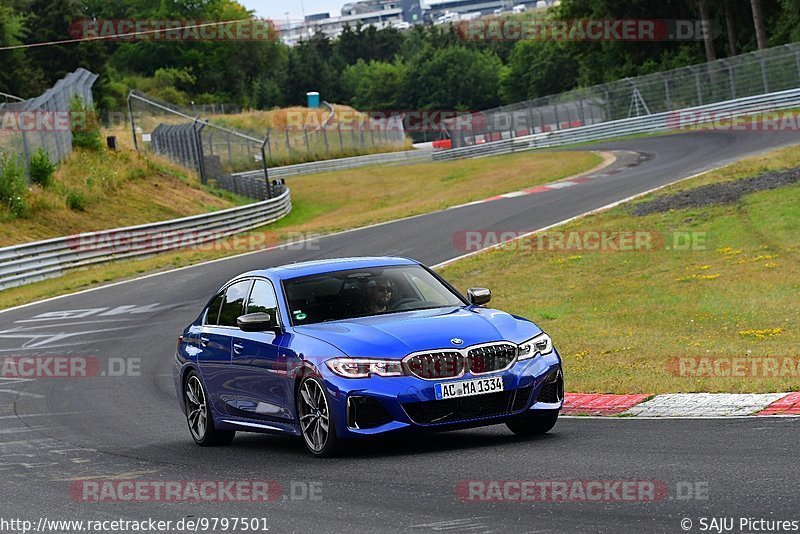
[326,358,405,378]
[518,333,553,360]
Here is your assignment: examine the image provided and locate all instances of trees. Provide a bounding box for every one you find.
[2,0,800,115]
[0,3,44,96]
[402,46,503,111]
[500,41,580,104]
[750,0,768,49]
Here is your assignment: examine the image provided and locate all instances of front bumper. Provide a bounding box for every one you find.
[319,352,564,439]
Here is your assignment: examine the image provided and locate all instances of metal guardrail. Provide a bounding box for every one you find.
[433,87,800,161]
[233,148,435,180]
[0,189,291,290]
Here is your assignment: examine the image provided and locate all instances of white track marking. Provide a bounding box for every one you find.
[624,393,788,417]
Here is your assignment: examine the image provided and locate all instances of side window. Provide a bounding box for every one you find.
[247,280,280,325]
[204,292,225,325]
[218,280,253,328]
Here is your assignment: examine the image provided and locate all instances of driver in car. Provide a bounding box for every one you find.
[364,278,394,314]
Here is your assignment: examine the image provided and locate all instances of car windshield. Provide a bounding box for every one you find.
[283,265,466,325]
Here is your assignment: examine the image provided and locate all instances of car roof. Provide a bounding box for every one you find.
[240,256,419,281]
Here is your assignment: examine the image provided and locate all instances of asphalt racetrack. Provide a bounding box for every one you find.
[1,131,799,533]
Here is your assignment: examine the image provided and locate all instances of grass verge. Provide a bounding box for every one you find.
[0,144,249,247]
[0,150,602,310]
[439,144,800,394]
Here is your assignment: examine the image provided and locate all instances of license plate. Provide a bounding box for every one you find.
[435,376,504,400]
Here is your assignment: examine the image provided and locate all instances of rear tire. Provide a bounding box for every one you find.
[506,410,559,437]
[184,371,236,446]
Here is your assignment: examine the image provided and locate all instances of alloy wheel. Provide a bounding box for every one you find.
[297,379,330,453]
[185,375,208,441]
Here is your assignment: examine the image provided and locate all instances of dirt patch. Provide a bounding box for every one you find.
[631,167,800,216]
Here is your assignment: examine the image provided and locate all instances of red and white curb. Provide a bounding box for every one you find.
[447,150,650,210]
[563,392,800,417]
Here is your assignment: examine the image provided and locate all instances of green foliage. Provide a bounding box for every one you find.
[69,95,103,151]
[0,155,28,217]
[404,46,503,111]
[66,190,87,212]
[29,148,56,188]
[500,41,580,103]
[342,60,408,109]
[2,0,800,114]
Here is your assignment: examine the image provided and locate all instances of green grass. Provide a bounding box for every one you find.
[439,144,800,394]
[0,143,247,247]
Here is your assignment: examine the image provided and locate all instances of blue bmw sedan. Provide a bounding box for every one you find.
[174,257,564,456]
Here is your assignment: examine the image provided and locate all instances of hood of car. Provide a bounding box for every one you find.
[292,306,541,358]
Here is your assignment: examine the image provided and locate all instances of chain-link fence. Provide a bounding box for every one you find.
[0,69,98,180]
[445,42,800,147]
[128,90,408,197]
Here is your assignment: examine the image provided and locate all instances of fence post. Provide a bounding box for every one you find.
[759,57,769,93]
[722,59,736,99]
[795,49,800,80]
[577,98,586,127]
[338,121,344,152]
[525,105,536,133]
[260,135,271,199]
[553,103,561,130]
[265,128,272,161]
[285,129,292,158]
[602,87,612,121]
[127,92,139,151]
[662,76,672,110]
[323,127,330,154]
[193,117,207,184]
[694,68,703,106]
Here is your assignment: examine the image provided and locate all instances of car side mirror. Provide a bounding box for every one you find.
[237,312,281,333]
[467,287,491,306]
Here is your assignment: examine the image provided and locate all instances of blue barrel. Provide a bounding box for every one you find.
[307,92,320,109]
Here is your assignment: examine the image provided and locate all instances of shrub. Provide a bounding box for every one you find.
[66,190,87,211]
[29,147,56,187]
[0,154,28,216]
[70,95,102,151]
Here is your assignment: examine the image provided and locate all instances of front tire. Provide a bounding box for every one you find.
[296,376,340,457]
[184,371,235,446]
[506,410,559,437]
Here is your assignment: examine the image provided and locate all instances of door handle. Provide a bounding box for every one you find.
[233,342,244,354]
[200,337,210,347]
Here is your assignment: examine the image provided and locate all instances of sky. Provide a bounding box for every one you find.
[241,0,349,23]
